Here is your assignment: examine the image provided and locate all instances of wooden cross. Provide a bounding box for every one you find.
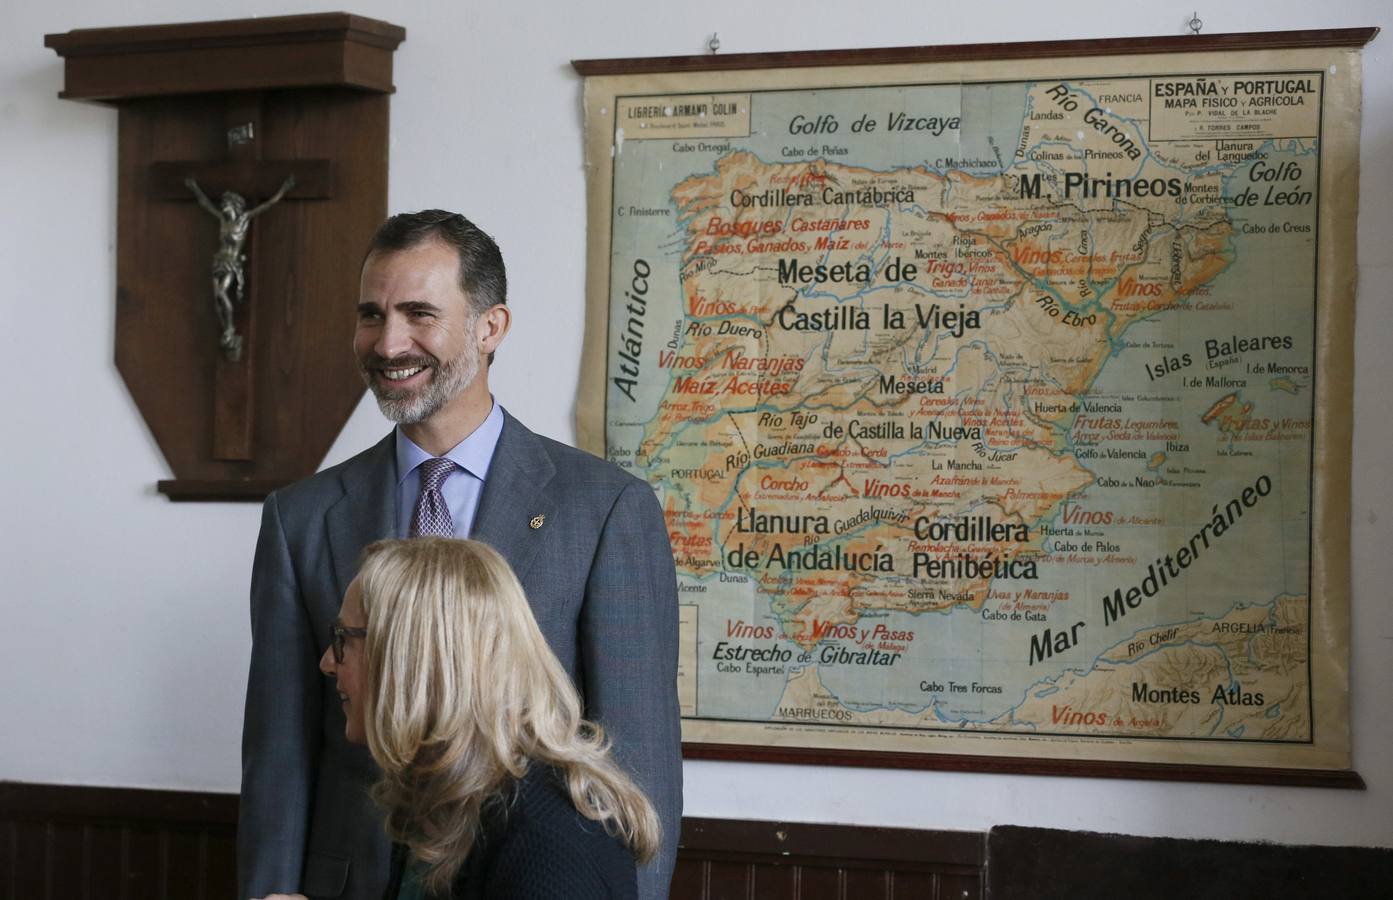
[46,12,402,501]
[150,94,332,462]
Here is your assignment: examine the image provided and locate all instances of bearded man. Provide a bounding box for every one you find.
[237,210,682,900]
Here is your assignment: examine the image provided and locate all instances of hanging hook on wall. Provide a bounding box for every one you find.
[1188,12,1204,36]
[708,33,721,54]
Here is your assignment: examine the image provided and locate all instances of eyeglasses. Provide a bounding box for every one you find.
[328,623,367,664]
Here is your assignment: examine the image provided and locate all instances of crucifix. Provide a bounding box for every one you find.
[150,94,332,462]
[46,13,404,500]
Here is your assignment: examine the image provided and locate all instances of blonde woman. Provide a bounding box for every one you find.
[317,537,660,899]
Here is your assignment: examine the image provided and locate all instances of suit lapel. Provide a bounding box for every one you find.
[470,411,557,585]
[325,431,397,600]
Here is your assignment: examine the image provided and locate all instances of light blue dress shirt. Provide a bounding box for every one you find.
[394,400,505,538]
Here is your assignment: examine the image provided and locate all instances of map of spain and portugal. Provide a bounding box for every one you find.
[599,72,1325,752]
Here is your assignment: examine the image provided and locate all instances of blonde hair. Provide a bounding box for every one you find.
[356,537,660,894]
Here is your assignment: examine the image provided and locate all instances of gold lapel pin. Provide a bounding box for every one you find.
[529,514,546,530]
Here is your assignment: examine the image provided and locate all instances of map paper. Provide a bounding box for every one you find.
[578,46,1360,772]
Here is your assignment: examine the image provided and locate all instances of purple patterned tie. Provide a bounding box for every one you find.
[409,457,456,537]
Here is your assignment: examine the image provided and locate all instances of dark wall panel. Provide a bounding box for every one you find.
[673,818,984,900]
[9,784,1389,900]
[985,826,1393,900]
[0,785,237,900]
[0,786,984,900]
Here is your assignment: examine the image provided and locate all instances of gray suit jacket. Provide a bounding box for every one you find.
[238,411,682,899]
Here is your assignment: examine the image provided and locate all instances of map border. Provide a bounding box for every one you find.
[573,29,1376,787]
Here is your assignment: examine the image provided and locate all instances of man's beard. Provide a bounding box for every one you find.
[359,339,480,425]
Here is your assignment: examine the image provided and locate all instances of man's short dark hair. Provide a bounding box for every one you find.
[365,209,507,317]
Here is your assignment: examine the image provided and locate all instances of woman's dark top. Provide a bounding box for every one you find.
[383,765,638,899]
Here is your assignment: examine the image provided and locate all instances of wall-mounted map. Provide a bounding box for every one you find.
[575,33,1369,780]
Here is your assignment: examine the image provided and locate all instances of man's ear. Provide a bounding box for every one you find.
[476,305,511,359]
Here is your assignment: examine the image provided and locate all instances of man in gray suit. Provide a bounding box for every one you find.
[238,210,682,900]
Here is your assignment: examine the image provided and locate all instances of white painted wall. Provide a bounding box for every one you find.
[3,0,1389,848]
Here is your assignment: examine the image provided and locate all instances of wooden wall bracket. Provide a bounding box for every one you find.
[46,13,406,501]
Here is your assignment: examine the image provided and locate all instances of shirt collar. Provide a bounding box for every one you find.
[394,399,505,484]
